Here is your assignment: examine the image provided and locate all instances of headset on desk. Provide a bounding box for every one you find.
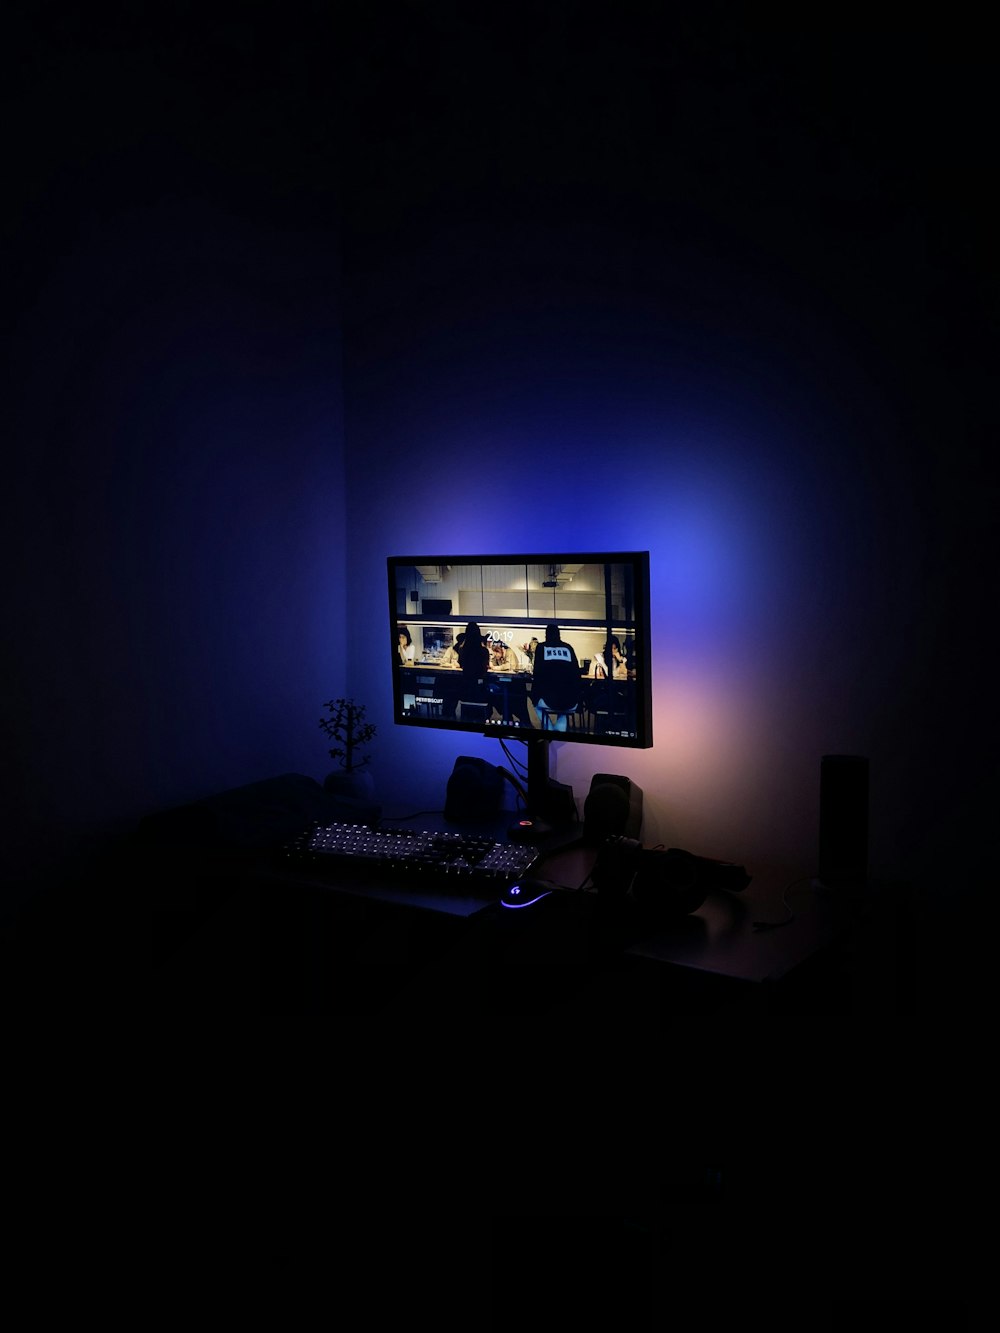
[589,836,751,923]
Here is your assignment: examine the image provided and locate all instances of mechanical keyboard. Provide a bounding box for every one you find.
[285,821,540,887]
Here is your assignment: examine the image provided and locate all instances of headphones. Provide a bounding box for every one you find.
[590,836,751,922]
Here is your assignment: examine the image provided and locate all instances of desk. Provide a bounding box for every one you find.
[252,830,875,1019]
[540,842,854,985]
[144,774,903,1018]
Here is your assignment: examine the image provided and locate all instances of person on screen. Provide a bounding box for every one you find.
[397,627,416,665]
[591,635,628,680]
[530,623,582,731]
[488,638,518,671]
[489,636,530,723]
[440,632,465,668]
[436,633,465,717]
[457,621,491,711]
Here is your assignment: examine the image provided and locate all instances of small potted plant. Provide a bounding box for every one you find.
[320,697,377,801]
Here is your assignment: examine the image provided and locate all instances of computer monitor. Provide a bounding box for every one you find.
[387,553,653,820]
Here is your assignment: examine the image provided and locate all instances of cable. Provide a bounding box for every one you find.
[497,765,529,811]
[498,737,529,782]
[752,876,813,930]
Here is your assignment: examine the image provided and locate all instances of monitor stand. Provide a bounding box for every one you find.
[506,733,581,851]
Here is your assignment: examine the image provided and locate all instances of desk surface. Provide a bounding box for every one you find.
[540,842,851,983]
[265,817,858,987]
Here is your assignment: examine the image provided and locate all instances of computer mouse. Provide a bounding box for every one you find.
[500,877,561,909]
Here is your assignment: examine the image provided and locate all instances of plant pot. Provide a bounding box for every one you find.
[324,769,376,803]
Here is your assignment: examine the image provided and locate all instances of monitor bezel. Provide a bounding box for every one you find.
[387,551,654,751]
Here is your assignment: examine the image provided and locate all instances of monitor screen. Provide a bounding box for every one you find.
[388,554,652,819]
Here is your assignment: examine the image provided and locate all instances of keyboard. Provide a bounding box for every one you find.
[285,821,540,888]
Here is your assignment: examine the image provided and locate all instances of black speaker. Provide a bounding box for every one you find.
[444,756,503,821]
[583,774,643,843]
[818,754,869,888]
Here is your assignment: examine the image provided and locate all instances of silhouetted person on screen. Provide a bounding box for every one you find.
[457,620,491,717]
[530,623,581,731]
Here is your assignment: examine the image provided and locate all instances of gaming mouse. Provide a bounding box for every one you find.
[500,877,561,909]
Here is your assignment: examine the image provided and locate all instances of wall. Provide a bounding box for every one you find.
[2,11,987,930]
[341,12,990,907]
[1,17,347,920]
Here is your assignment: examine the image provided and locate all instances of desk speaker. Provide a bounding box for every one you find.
[583,773,642,842]
[444,756,503,820]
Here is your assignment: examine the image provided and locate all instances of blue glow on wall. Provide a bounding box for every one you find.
[340,242,946,885]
